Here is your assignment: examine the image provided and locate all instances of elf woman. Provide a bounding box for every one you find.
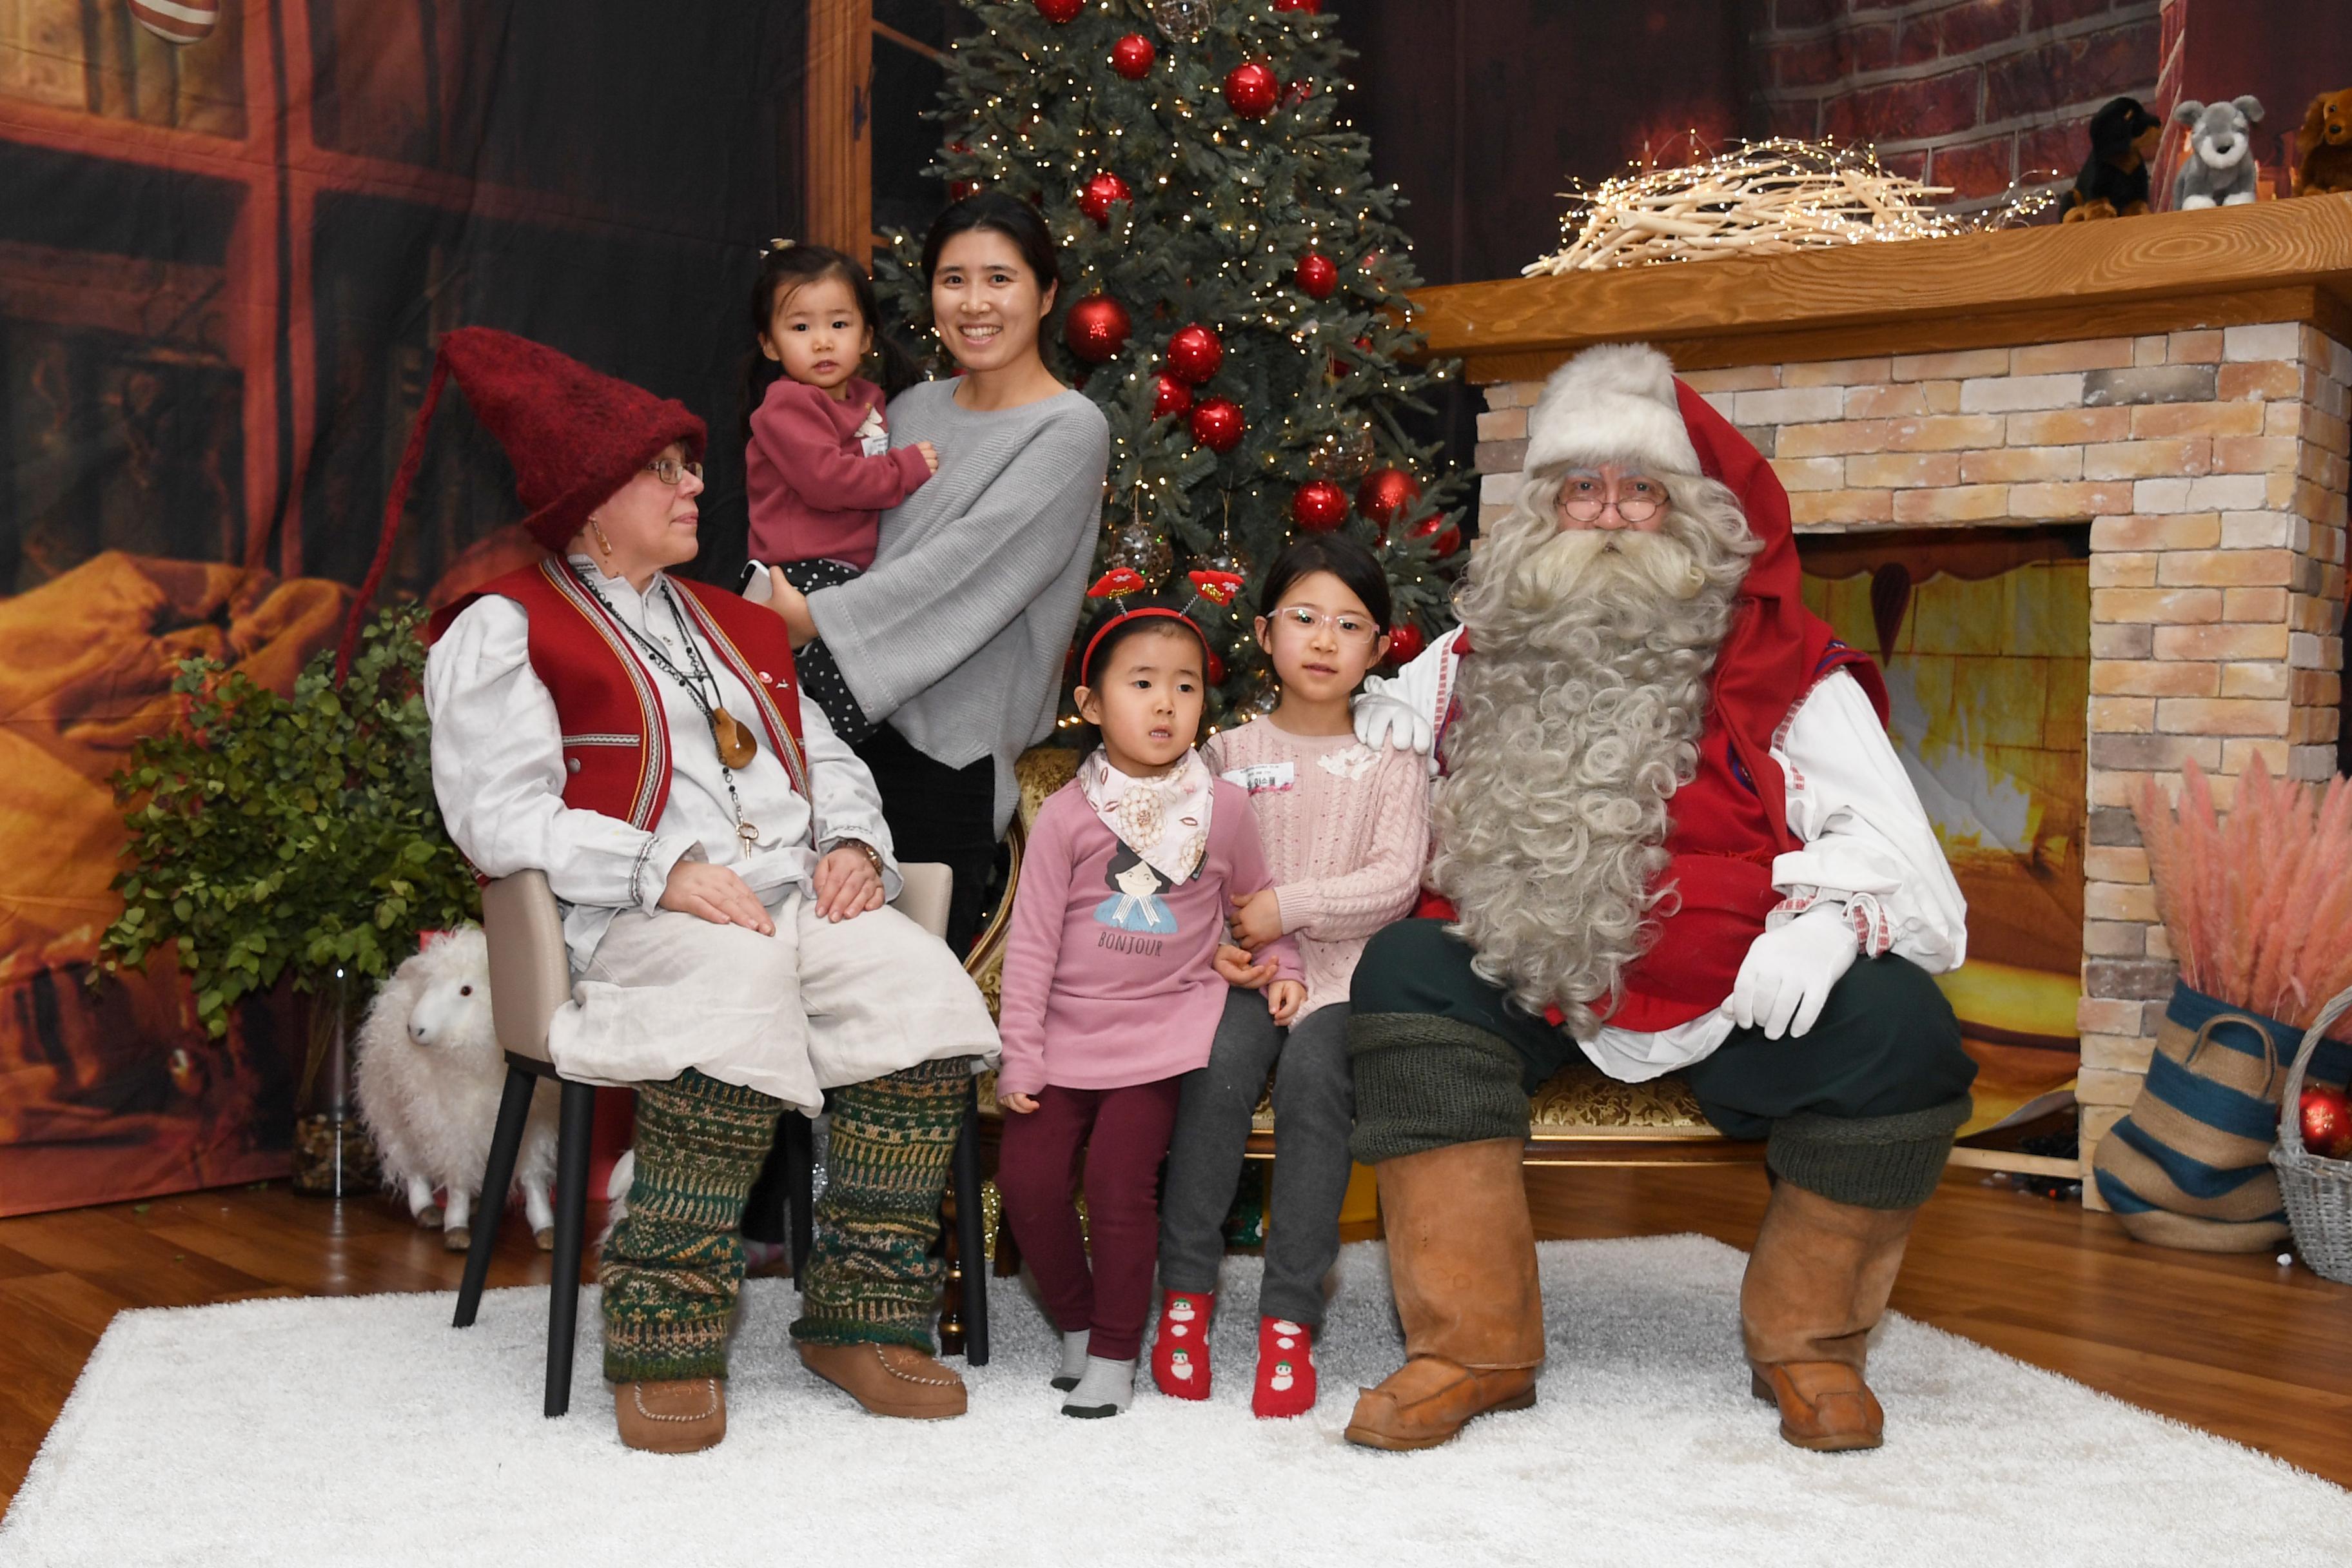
[381,328,1000,1454]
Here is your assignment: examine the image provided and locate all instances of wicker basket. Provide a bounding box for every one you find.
[2269,983,2352,1284]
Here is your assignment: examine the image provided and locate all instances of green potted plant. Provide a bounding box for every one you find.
[95,604,480,1195]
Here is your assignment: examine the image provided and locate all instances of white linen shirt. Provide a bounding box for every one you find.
[1368,627,1968,1082]
[424,556,901,973]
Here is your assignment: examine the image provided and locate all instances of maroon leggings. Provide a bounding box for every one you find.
[995,1078,1184,1362]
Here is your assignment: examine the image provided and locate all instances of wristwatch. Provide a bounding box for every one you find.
[825,838,885,876]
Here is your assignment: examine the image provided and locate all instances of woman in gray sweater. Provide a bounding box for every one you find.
[768,194,1110,952]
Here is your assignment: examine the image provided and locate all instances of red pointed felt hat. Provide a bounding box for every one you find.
[337,326,705,676]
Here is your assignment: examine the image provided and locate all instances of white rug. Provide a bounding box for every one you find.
[5,1236,2344,1567]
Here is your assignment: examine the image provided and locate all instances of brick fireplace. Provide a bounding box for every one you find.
[1411,198,2352,1193]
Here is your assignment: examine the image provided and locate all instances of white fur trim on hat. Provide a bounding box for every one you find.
[1523,343,1701,477]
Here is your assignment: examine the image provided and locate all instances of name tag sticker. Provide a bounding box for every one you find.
[1222,761,1295,794]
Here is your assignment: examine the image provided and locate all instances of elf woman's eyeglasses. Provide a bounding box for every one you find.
[645,456,705,487]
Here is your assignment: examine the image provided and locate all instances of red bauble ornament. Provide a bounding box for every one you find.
[1034,0,1083,21]
[1078,171,1132,226]
[1410,514,1463,558]
[1385,621,1426,665]
[1291,480,1348,533]
[1284,77,1314,108]
[1190,397,1245,453]
[1295,251,1338,300]
[1166,322,1223,384]
[1110,32,1156,79]
[1273,0,1322,11]
[945,141,981,201]
[1064,295,1132,363]
[1206,650,1227,685]
[2300,1084,2352,1159]
[1151,373,1193,419]
[1357,467,1423,529]
[1223,61,1279,120]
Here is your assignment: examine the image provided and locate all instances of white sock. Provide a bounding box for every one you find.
[1061,1355,1136,1418]
[1051,1329,1091,1391]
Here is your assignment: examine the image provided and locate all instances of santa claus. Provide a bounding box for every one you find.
[1344,344,1974,1454]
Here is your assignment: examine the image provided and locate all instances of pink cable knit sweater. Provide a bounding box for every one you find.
[1202,718,1431,1019]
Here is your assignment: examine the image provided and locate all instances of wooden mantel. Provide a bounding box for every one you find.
[1408,197,2352,384]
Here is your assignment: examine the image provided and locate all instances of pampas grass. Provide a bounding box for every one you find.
[2135,756,2352,1028]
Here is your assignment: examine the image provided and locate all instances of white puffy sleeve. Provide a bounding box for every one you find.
[424,595,700,913]
[1769,669,1968,975]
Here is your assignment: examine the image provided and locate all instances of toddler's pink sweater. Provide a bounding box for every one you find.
[996,777,1301,1097]
[744,376,930,569]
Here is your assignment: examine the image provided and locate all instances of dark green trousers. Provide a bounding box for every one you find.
[1348,918,1976,1208]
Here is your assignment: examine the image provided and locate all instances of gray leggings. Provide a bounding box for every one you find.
[1158,992,1355,1327]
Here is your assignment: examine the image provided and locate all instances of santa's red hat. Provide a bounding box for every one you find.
[336,326,705,676]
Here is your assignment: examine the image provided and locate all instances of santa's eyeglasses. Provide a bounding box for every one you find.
[1556,471,1667,525]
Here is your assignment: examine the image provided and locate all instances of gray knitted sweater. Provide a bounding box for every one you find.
[807,378,1109,834]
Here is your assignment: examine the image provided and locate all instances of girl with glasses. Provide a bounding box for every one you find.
[1152,534,1432,1419]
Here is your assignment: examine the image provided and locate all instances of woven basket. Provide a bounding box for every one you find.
[2271,983,2352,1284]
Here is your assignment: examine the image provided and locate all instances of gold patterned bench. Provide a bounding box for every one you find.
[966,746,1762,1169]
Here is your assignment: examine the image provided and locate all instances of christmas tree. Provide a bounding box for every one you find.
[876,0,1466,723]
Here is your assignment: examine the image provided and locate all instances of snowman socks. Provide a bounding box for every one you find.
[1251,1316,1317,1419]
[1149,1288,1213,1400]
[1052,1328,1091,1392]
[1062,1355,1137,1418]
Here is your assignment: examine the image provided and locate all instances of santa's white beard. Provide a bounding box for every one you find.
[1431,478,1756,1039]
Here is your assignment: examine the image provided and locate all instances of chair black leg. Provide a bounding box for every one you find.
[951,1087,988,1366]
[453,1065,536,1329]
[781,1112,816,1288]
[544,1078,597,1418]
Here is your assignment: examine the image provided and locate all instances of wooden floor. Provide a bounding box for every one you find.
[4,1164,2349,1510]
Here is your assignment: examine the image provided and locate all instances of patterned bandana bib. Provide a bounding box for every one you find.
[1077,748,1215,886]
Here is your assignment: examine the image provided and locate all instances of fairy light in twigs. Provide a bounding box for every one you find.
[1524,135,2059,275]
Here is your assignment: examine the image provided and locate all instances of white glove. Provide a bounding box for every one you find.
[1353,691,1433,754]
[1725,905,1860,1040]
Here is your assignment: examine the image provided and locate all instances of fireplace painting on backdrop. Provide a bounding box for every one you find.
[1801,528,2091,1135]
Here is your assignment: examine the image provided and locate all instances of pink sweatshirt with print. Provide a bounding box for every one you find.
[745,375,932,569]
[995,777,1302,1097]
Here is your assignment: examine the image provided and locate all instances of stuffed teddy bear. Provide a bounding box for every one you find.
[2173,96,2265,209]
[2297,88,2352,195]
[2062,95,2163,220]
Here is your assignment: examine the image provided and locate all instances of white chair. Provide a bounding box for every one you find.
[451,863,989,1416]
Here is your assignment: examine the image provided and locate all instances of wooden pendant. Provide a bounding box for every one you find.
[711,707,758,769]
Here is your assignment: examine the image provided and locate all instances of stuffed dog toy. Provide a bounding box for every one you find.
[2173,96,2265,209]
[2298,88,2352,196]
[2063,95,2164,220]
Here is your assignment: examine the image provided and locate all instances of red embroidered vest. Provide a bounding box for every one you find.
[1424,636,1879,1035]
[432,558,807,829]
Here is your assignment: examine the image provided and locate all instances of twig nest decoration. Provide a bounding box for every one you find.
[1524,137,2052,275]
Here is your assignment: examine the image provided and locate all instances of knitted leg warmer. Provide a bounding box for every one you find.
[1765,1095,1974,1211]
[1348,1012,1531,1166]
[790,1058,968,1351]
[600,1068,783,1384]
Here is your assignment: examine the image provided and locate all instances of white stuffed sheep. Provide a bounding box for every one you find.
[355,926,558,1251]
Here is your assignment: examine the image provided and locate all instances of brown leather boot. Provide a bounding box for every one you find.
[612,1377,726,1453]
[796,1340,968,1420]
[1344,1137,1544,1451]
[1741,1181,1920,1453]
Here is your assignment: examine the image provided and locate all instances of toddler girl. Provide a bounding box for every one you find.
[741,240,936,738]
[994,594,1303,1418]
[1154,535,1431,1418]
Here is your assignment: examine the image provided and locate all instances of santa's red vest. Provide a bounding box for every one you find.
[431,558,807,829]
[1423,636,1880,1035]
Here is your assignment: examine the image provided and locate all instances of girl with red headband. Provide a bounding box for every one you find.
[993,592,1303,1419]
